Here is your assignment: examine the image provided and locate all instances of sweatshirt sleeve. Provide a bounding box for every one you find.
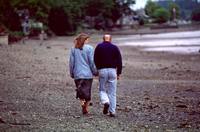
[116,46,122,75]
[69,48,75,78]
[88,47,98,75]
[94,45,98,68]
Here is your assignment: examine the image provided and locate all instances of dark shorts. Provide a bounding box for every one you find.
[74,79,93,101]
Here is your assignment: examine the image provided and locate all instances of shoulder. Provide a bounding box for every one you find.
[110,43,119,49]
[83,45,94,52]
[70,47,75,50]
[111,43,121,52]
[84,44,93,49]
[97,42,103,45]
[70,47,75,53]
[96,42,104,48]
[84,44,92,48]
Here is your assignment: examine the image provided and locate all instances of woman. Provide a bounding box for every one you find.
[69,33,97,115]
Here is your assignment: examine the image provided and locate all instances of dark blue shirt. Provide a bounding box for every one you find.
[94,41,122,75]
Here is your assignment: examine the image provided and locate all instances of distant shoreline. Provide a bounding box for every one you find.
[107,24,200,35]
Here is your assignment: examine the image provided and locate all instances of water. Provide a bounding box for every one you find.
[144,46,200,54]
[118,30,200,54]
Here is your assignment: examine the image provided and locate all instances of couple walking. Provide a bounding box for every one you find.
[69,33,122,117]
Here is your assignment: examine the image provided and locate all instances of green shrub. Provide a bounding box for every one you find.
[153,8,170,23]
[8,31,24,43]
[145,0,161,18]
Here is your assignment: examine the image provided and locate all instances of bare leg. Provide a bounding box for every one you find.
[80,100,89,114]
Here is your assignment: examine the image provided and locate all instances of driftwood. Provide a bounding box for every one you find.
[150,24,178,29]
[0,35,8,45]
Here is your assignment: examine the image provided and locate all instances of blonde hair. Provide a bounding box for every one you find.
[74,33,89,49]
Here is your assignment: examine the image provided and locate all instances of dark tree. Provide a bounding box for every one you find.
[192,8,200,21]
[48,8,74,35]
[0,1,21,31]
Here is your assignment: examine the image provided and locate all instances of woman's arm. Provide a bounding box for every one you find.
[88,47,98,76]
[69,48,75,78]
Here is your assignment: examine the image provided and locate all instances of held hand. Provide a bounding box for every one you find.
[70,73,74,79]
[94,72,98,77]
[117,75,120,80]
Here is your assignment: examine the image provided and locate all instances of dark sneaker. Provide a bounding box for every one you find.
[109,112,115,117]
[103,103,109,114]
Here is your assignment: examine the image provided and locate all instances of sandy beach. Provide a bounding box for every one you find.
[0,30,200,131]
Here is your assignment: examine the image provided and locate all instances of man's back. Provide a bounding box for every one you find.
[94,41,122,75]
[94,34,122,116]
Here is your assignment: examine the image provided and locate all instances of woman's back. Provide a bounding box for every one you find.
[69,44,96,79]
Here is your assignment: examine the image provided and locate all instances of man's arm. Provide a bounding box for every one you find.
[94,45,99,69]
[116,46,122,76]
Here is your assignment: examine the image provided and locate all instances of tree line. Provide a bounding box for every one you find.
[145,0,181,23]
[158,0,200,21]
[0,0,135,35]
[145,0,200,23]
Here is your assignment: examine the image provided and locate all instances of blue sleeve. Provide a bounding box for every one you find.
[69,48,75,78]
[88,47,98,75]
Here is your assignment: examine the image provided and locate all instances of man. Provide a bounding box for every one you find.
[94,34,122,117]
